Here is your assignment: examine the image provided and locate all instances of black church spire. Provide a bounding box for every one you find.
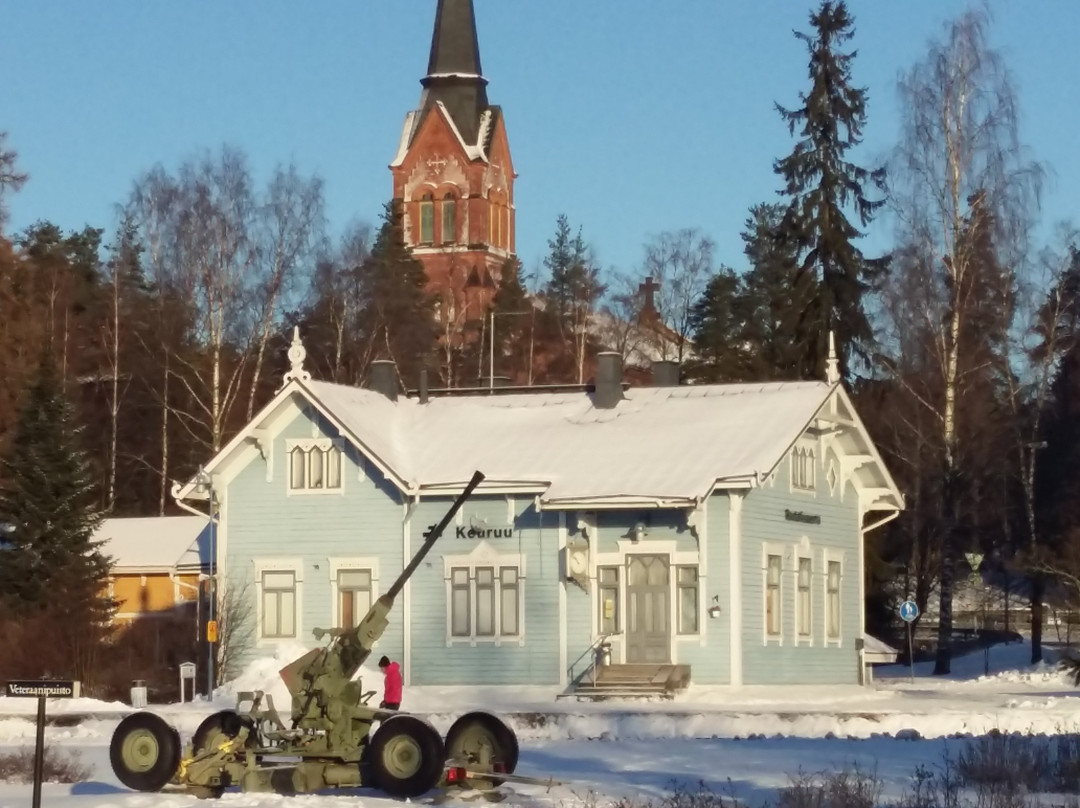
[419,0,490,146]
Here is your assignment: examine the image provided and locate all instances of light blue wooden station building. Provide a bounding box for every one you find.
[175,331,902,693]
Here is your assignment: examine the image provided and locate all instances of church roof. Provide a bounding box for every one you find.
[417,0,490,148]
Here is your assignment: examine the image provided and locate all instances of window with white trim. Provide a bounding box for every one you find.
[338,568,372,628]
[791,446,815,490]
[677,566,699,635]
[827,560,842,640]
[261,570,296,639]
[797,557,812,638]
[287,439,343,492]
[765,554,782,637]
[449,565,520,640]
[445,544,524,643]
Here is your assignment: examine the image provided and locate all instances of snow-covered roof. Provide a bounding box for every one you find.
[305,379,880,506]
[95,516,210,572]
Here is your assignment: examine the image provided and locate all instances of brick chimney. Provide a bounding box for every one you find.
[594,352,623,409]
[367,360,398,401]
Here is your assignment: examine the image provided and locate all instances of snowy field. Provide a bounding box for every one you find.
[2,641,1079,808]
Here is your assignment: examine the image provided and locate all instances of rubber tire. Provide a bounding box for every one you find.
[444,711,519,786]
[368,715,446,798]
[192,710,255,754]
[110,711,182,792]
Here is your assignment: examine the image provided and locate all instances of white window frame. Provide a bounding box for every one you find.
[328,557,380,630]
[824,551,844,645]
[254,558,303,645]
[286,438,344,495]
[796,555,813,643]
[676,565,700,636]
[790,444,816,493]
[443,542,525,646]
[763,545,784,644]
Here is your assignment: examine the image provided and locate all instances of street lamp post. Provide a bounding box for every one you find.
[195,468,216,699]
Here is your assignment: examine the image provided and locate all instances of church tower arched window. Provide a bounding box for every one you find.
[442,193,457,244]
[419,193,435,244]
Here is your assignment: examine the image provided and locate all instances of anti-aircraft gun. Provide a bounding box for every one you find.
[109,470,519,799]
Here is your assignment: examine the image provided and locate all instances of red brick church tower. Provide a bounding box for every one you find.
[390,0,516,327]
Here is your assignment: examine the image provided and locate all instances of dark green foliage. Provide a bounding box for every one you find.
[357,200,437,385]
[774,0,887,379]
[488,256,536,384]
[738,203,816,380]
[686,267,746,382]
[0,347,110,616]
[688,204,812,383]
[538,214,604,383]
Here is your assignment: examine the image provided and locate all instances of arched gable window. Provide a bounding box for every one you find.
[419,193,435,244]
[442,192,457,244]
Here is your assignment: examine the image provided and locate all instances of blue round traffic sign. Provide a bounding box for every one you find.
[899,600,919,622]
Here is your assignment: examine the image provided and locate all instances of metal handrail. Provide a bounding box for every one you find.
[567,632,621,687]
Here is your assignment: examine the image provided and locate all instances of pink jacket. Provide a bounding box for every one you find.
[383,661,402,704]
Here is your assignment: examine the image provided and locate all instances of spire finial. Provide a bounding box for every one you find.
[279,326,311,391]
[826,331,840,386]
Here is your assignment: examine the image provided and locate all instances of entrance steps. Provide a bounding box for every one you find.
[563,664,691,700]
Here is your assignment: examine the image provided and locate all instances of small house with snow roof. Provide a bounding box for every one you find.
[174,331,902,694]
[95,516,210,625]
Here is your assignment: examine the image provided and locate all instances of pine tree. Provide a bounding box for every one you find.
[0,346,111,624]
[356,200,437,386]
[774,0,887,379]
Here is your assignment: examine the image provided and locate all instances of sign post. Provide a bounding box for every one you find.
[5,680,80,808]
[899,600,919,684]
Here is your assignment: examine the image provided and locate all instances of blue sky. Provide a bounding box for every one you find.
[3,1,1078,285]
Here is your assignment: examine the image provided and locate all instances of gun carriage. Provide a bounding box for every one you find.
[109,470,519,798]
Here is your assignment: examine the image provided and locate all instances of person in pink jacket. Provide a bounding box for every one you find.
[378,655,402,710]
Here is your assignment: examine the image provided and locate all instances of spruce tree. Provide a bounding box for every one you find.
[490,257,535,384]
[0,346,110,622]
[357,200,437,386]
[774,0,887,379]
[739,203,814,380]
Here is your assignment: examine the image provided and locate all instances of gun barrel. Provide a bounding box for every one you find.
[385,470,485,600]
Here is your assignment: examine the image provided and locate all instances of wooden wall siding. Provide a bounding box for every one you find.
[684,494,730,684]
[739,444,862,685]
[409,496,563,686]
[594,509,697,552]
[225,407,406,670]
[112,572,197,617]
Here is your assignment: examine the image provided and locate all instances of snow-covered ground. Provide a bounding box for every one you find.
[2,641,1079,808]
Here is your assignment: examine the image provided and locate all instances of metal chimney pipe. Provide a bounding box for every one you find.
[367,360,398,401]
[652,360,679,387]
[419,368,429,404]
[594,352,623,409]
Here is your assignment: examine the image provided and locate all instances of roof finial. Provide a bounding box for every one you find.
[279,326,311,391]
[826,330,840,386]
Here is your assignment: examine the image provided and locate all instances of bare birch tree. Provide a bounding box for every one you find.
[639,229,715,364]
[244,165,325,418]
[888,6,1042,674]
